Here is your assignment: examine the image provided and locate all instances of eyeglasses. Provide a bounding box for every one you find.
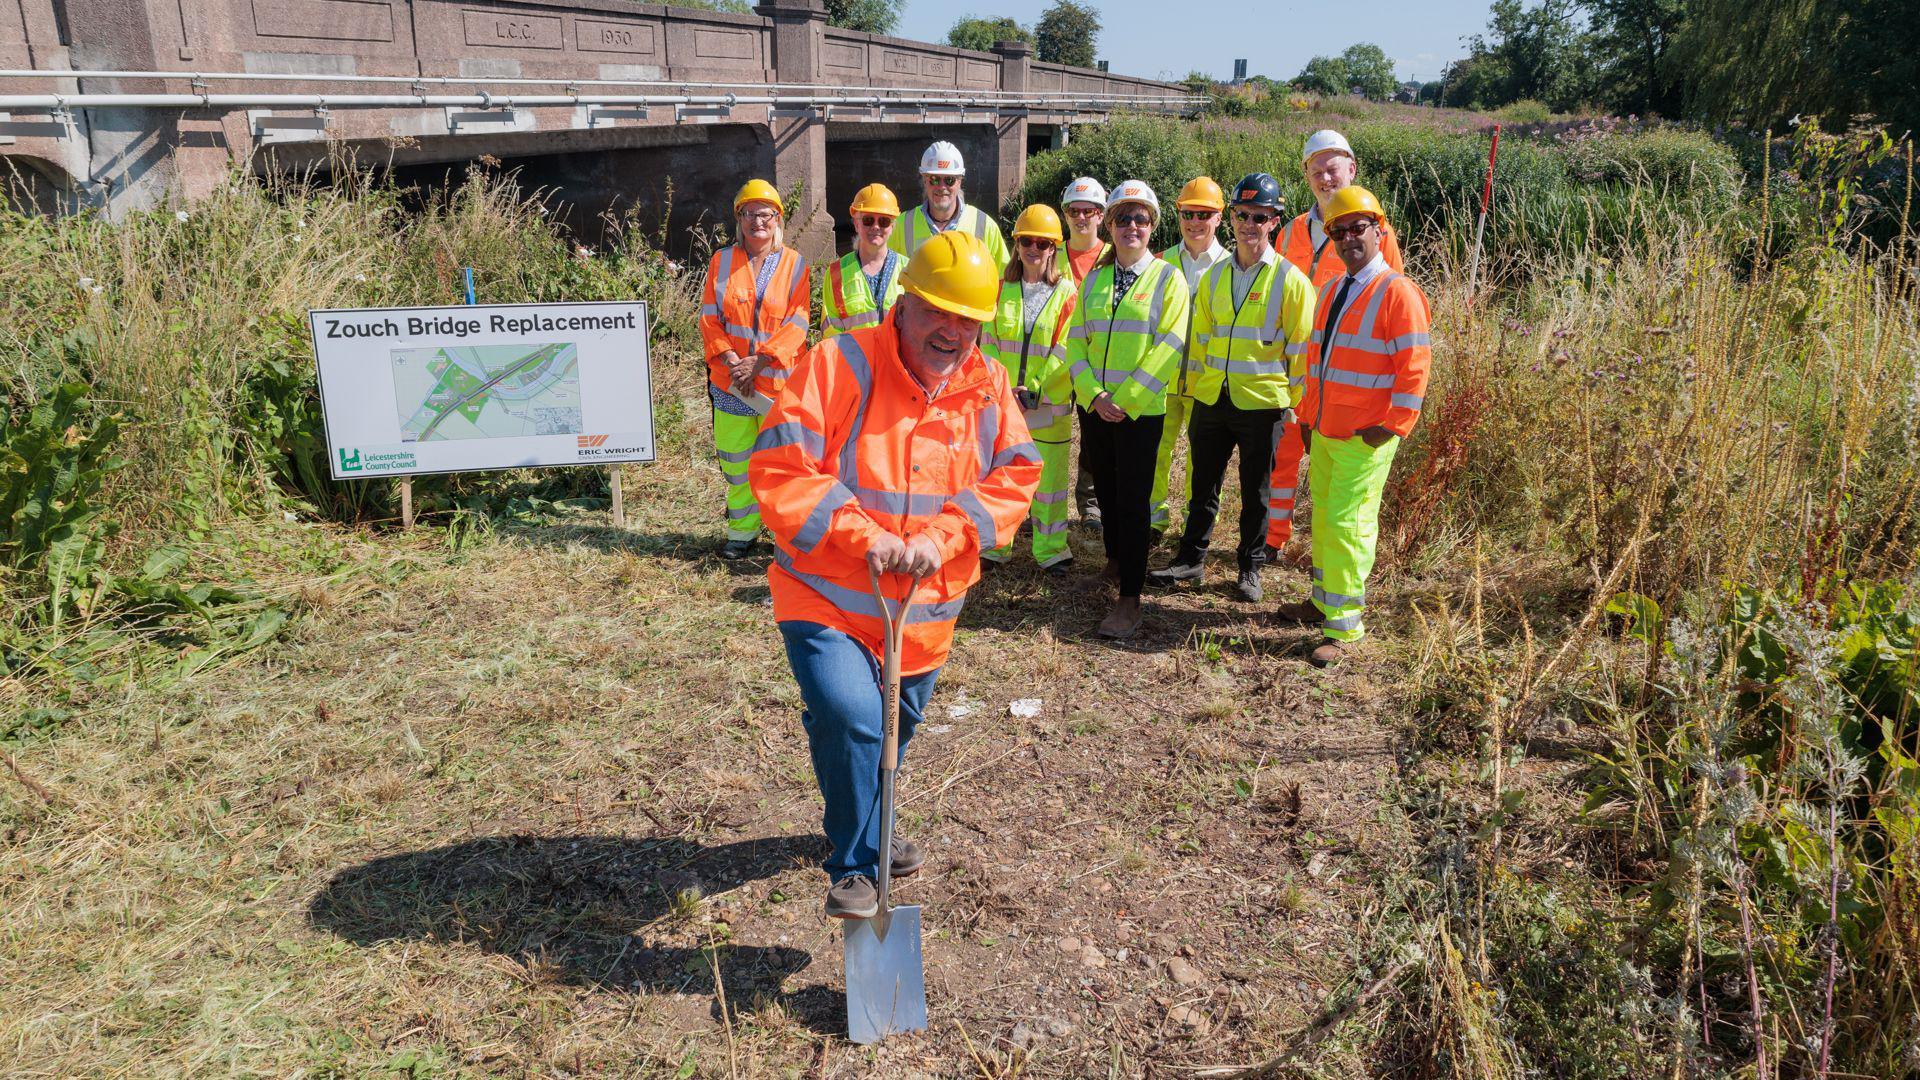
[1326,219,1377,240]
[856,214,894,229]
[1064,205,1102,218]
[1178,210,1217,221]
[1017,236,1056,250]
[925,175,961,187]
[1110,211,1153,228]
[1231,209,1276,226]
[740,209,779,224]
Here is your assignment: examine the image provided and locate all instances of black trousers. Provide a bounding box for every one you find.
[1078,407,1164,598]
[1177,396,1288,571]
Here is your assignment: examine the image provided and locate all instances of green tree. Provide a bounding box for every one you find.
[1439,52,1509,109]
[1294,55,1348,96]
[1035,0,1101,68]
[1454,0,1595,111]
[1339,43,1398,99]
[1670,0,1917,135]
[947,15,1033,52]
[1585,0,1686,116]
[824,0,902,35]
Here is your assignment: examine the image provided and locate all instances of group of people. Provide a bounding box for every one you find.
[700,134,1432,917]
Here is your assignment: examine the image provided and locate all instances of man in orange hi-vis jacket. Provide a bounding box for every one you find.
[701,179,811,561]
[1273,185,1430,669]
[1265,130,1407,563]
[749,231,1042,920]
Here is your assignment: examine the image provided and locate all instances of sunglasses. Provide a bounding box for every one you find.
[1110,211,1153,228]
[1327,219,1377,240]
[1232,209,1276,226]
[1017,236,1056,250]
[856,214,894,229]
[1065,205,1102,218]
[1178,210,1217,221]
[925,175,961,187]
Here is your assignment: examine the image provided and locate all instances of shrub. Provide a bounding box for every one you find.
[1011,115,1207,251]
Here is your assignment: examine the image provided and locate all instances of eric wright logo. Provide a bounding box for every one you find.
[577,434,610,448]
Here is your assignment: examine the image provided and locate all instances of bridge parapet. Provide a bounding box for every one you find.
[0,0,1200,238]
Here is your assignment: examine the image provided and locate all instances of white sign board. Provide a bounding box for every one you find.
[310,301,655,479]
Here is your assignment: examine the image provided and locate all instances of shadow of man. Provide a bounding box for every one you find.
[308,833,840,1029]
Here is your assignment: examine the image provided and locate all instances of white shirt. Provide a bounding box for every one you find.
[1115,250,1156,276]
[1339,252,1389,294]
[1174,240,1228,294]
[1230,246,1277,309]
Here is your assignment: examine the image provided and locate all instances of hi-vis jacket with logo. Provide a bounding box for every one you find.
[748,310,1043,674]
[979,278,1077,428]
[821,250,904,335]
[1280,209,1406,289]
[1189,249,1316,411]
[699,244,810,411]
[889,203,1011,271]
[1063,258,1191,418]
[1298,267,1432,440]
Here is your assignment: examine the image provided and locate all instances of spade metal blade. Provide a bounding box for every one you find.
[843,903,927,1045]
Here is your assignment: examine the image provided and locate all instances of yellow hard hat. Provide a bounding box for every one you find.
[733,178,784,215]
[1175,177,1226,212]
[900,231,997,321]
[1325,185,1387,225]
[849,183,900,218]
[1011,204,1064,243]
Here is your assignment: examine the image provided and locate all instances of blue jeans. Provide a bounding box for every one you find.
[779,621,940,882]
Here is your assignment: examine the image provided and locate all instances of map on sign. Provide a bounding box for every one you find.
[391,342,583,443]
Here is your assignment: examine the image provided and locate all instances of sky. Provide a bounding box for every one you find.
[892,0,1492,85]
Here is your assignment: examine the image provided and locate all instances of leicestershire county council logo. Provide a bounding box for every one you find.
[577,434,610,447]
[338,448,363,473]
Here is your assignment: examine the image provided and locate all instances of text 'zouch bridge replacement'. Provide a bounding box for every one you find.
[0,0,1202,255]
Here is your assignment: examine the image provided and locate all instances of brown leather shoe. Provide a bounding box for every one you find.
[1101,559,1120,582]
[1272,599,1322,625]
[1308,638,1354,668]
[1097,597,1144,639]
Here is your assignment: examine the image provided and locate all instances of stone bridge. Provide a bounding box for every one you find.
[0,0,1198,254]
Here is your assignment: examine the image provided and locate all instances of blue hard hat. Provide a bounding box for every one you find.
[1231,172,1285,212]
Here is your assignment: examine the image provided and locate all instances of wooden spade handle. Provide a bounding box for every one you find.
[867,568,923,771]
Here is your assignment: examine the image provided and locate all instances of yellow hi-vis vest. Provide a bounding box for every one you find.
[1064,257,1191,418]
[981,278,1076,421]
[889,202,1011,271]
[822,250,904,335]
[1189,250,1317,410]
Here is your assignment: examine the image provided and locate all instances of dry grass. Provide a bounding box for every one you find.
[0,369,1419,1075]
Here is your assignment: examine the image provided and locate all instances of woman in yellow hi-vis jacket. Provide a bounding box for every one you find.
[979,205,1079,571]
[1064,180,1191,639]
[821,184,905,335]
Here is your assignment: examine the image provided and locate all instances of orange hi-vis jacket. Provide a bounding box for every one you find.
[1298,267,1432,440]
[748,309,1044,675]
[700,244,811,411]
[1280,209,1405,289]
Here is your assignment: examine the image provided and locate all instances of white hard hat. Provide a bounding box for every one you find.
[1060,176,1108,208]
[920,141,966,176]
[1105,179,1160,217]
[1302,129,1354,165]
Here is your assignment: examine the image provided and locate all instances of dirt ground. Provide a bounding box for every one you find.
[1,437,1421,1078]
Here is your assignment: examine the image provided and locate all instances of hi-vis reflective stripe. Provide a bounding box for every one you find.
[991,441,1042,469]
[776,548,966,624]
[1323,612,1363,631]
[903,205,987,253]
[829,310,881,331]
[1313,584,1365,607]
[951,488,997,549]
[793,483,855,552]
[754,420,827,459]
[1224,357,1289,375]
[1321,367,1397,389]
[1392,392,1424,409]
